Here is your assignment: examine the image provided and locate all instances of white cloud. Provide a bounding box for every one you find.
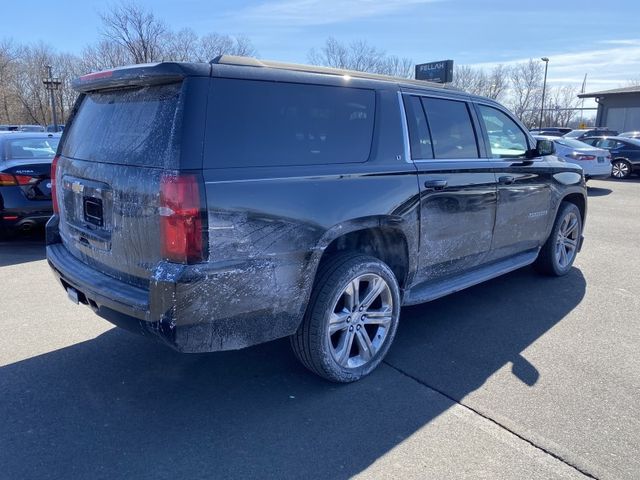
[230,0,442,26]
[466,42,640,92]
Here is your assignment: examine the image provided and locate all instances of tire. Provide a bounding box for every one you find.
[534,202,582,276]
[291,252,401,383]
[611,159,631,179]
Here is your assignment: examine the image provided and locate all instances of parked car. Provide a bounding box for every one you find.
[530,127,572,137]
[17,125,46,132]
[0,132,60,234]
[564,127,618,139]
[534,135,611,180]
[46,124,65,133]
[46,58,587,382]
[618,131,640,139]
[581,136,640,179]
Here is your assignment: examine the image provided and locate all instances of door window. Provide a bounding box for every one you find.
[421,98,479,159]
[477,105,528,158]
[403,95,433,159]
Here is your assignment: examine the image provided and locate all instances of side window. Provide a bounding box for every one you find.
[421,97,479,159]
[581,138,597,147]
[615,141,628,149]
[597,139,614,149]
[402,95,433,159]
[207,79,375,167]
[477,105,528,158]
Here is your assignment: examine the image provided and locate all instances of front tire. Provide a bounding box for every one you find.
[611,159,631,179]
[534,202,582,276]
[291,253,401,383]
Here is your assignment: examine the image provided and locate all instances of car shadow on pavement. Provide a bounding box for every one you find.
[587,186,612,197]
[0,266,586,480]
[0,228,46,267]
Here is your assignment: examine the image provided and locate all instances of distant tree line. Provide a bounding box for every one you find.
[0,1,593,128]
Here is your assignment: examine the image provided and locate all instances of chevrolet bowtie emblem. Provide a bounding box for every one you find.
[71,181,84,194]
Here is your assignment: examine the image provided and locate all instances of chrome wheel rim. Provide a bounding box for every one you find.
[328,273,393,369]
[612,162,629,178]
[555,212,579,269]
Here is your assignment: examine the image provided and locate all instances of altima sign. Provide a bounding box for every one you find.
[415,60,454,83]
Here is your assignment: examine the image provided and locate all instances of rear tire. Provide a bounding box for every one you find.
[611,159,631,179]
[534,202,582,276]
[291,252,401,383]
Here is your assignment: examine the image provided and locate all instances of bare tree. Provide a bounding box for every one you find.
[308,37,413,78]
[542,85,582,127]
[508,59,543,128]
[197,33,257,61]
[0,39,19,123]
[486,64,509,101]
[99,1,168,64]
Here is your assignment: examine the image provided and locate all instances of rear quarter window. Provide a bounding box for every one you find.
[205,79,376,168]
[6,137,60,160]
[61,83,183,168]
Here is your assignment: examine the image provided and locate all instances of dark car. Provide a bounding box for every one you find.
[619,131,640,139]
[46,58,587,382]
[564,127,618,139]
[0,133,60,233]
[529,127,572,137]
[581,136,640,179]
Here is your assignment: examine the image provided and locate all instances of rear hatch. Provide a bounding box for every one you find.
[56,67,197,288]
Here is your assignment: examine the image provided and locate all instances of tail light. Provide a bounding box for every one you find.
[159,173,206,264]
[51,155,60,213]
[569,153,596,161]
[0,173,17,186]
[0,173,37,186]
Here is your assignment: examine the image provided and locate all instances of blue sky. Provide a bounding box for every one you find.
[3,0,640,93]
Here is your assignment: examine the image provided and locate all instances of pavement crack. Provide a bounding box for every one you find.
[383,360,600,480]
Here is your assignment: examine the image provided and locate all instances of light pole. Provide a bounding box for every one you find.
[42,65,61,131]
[539,57,549,129]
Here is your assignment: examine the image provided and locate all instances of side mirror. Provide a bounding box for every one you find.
[530,139,555,157]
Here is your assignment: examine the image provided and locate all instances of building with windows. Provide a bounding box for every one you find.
[578,85,640,132]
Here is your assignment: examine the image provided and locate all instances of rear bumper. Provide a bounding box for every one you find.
[0,189,52,229]
[45,216,303,353]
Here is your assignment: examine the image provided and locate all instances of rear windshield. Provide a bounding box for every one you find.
[61,83,182,168]
[6,137,60,160]
[555,138,594,149]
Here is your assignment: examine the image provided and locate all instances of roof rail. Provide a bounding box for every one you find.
[210,55,452,89]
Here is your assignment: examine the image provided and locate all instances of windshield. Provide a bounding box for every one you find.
[563,130,585,138]
[555,138,594,149]
[6,137,60,160]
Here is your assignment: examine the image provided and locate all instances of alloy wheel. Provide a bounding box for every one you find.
[612,161,630,179]
[555,211,579,269]
[327,273,393,369]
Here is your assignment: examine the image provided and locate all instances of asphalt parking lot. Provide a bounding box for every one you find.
[1,178,639,480]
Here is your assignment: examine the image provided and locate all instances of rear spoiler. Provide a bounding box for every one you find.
[73,62,211,93]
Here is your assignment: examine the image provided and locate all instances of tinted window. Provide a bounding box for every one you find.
[478,105,528,158]
[6,137,60,160]
[555,138,594,149]
[581,138,598,146]
[207,79,375,167]
[421,98,478,159]
[403,95,433,159]
[61,83,182,168]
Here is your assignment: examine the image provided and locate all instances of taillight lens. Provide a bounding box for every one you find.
[51,155,60,213]
[569,153,596,161]
[159,173,206,264]
[0,173,17,186]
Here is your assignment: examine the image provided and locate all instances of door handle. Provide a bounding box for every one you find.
[498,175,515,185]
[424,179,448,190]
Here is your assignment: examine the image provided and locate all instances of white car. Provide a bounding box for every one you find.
[535,135,612,180]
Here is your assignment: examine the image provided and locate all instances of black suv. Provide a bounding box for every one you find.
[47,57,587,382]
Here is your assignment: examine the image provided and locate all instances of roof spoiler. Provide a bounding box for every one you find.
[73,62,210,93]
